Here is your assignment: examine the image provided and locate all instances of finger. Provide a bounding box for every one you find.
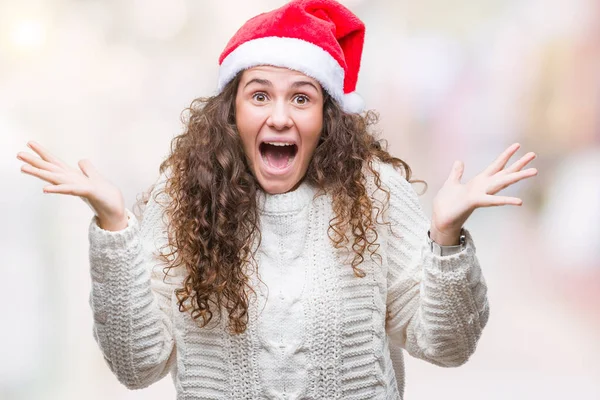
[476,194,523,207]
[448,160,465,183]
[21,164,61,184]
[43,184,85,196]
[17,151,62,173]
[483,143,520,176]
[26,141,69,169]
[504,152,537,174]
[78,159,100,179]
[488,168,538,194]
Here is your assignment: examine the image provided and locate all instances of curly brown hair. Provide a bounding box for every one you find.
[133,71,426,334]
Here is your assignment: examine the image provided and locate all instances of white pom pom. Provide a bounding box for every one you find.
[341,91,365,114]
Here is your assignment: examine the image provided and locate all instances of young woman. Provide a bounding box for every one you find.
[17,0,538,398]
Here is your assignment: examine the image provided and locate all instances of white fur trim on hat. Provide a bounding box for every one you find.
[218,36,346,106]
[341,91,365,114]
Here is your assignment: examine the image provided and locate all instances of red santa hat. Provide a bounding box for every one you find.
[217,0,366,114]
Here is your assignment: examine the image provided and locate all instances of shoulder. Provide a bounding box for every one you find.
[139,169,174,239]
[146,168,174,211]
[364,157,415,201]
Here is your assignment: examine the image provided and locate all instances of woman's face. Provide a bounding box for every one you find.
[235,65,324,194]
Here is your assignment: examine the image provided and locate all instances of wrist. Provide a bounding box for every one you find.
[97,211,129,232]
[427,228,467,256]
[428,226,463,246]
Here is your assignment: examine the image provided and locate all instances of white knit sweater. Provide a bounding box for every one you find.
[88,161,489,399]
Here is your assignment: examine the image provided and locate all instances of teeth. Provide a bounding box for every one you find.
[264,142,295,147]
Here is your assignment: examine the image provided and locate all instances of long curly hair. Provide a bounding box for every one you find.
[133,72,426,334]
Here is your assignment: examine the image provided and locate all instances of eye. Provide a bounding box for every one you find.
[252,92,268,102]
[293,94,310,105]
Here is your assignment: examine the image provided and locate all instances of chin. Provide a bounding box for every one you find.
[257,178,299,195]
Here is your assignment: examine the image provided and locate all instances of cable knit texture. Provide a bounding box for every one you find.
[88,160,489,399]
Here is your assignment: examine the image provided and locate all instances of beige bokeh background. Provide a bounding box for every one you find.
[2,0,599,399]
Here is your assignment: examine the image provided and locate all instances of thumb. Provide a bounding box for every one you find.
[448,160,464,183]
[78,159,100,179]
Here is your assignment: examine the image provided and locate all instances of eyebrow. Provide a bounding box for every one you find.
[244,78,321,93]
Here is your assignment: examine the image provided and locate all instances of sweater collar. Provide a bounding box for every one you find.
[256,180,318,215]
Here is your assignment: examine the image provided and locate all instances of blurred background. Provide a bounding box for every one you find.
[2,0,599,399]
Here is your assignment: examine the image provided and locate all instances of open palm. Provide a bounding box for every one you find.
[17,141,127,230]
[430,143,538,243]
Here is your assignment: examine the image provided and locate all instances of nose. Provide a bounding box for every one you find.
[266,100,293,131]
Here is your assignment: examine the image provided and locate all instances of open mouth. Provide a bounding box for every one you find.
[259,142,298,170]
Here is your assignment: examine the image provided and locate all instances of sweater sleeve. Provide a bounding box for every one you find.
[380,163,490,367]
[88,174,178,389]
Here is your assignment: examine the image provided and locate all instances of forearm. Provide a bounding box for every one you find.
[88,209,175,389]
[387,229,489,367]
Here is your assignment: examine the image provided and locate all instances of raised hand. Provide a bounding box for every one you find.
[430,143,538,245]
[17,141,128,231]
